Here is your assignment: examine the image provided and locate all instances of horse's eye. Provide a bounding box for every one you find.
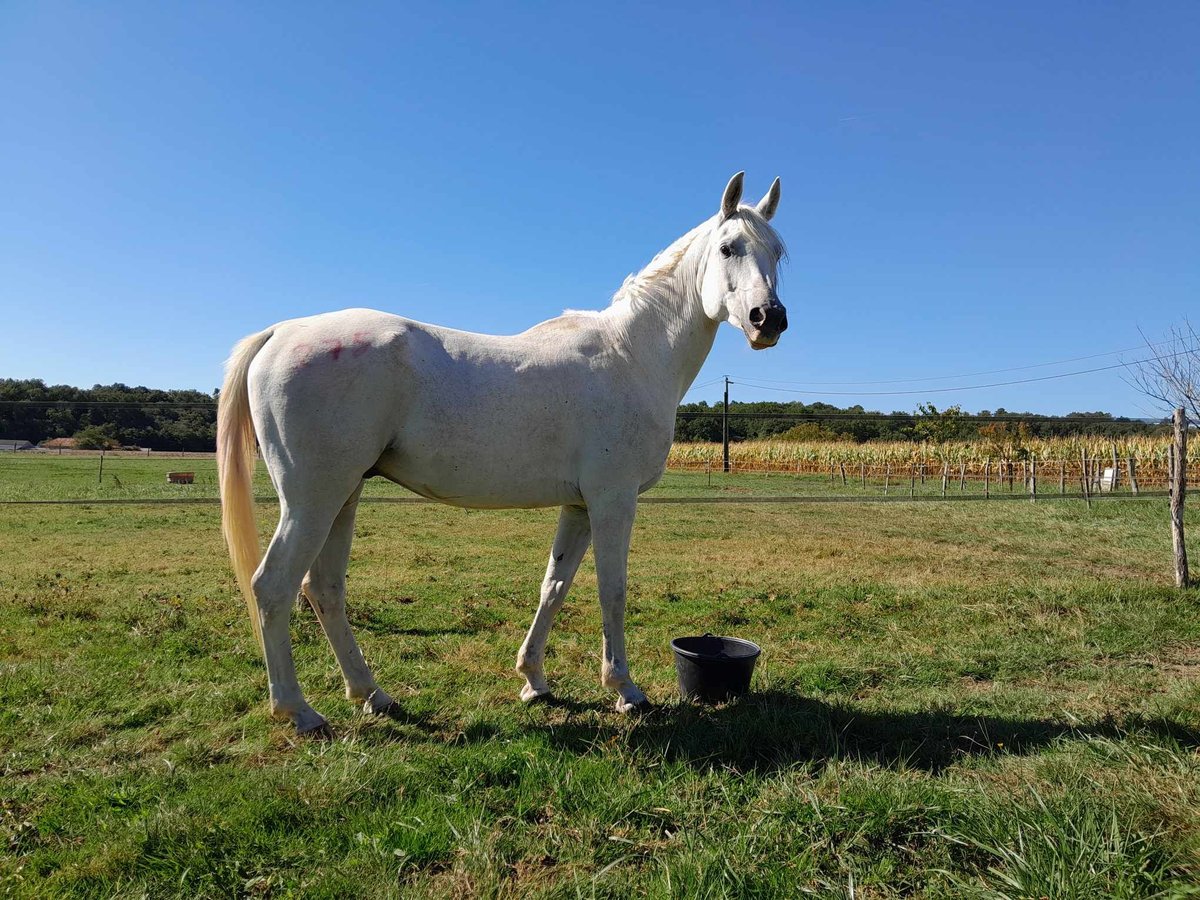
[719,244,732,258]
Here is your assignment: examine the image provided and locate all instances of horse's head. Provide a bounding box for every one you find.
[700,172,788,350]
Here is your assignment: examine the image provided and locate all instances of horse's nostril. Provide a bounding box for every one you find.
[749,307,766,326]
[778,314,788,332]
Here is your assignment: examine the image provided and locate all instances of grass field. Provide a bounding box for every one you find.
[1,459,1199,897]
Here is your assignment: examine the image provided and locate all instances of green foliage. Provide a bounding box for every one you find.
[775,422,851,442]
[914,403,971,444]
[675,399,1160,444]
[71,424,119,450]
[0,378,217,451]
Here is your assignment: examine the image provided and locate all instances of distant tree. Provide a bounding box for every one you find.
[914,404,970,444]
[1125,321,1199,424]
[978,421,1031,460]
[73,424,119,450]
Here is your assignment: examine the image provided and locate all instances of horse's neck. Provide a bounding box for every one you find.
[606,235,717,407]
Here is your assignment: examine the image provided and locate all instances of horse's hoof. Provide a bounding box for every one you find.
[296,718,334,740]
[615,695,652,715]
[520,684,553,704]
[362,690,401,718]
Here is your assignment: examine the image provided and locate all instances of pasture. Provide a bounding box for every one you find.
[1,457,1199,897]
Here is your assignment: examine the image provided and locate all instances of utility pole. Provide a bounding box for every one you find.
[722,376,730,473]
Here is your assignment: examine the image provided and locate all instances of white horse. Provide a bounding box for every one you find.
[218,172,788,735]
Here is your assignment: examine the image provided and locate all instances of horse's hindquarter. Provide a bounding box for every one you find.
[378,315,673,508]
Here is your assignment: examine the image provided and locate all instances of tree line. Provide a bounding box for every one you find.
[0,379,218,451]
[0,379,1164,451]
[673,400,1164,443]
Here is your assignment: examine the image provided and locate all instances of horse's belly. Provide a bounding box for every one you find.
[371,447,583,509]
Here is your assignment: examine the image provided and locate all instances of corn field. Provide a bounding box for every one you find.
[668,436,1199,489]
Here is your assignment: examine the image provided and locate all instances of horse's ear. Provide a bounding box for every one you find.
[720,172,744,220]
[756,177,781,221]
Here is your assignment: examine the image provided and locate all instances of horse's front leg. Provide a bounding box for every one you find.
[516,505,591,702]
[586,489,649,713]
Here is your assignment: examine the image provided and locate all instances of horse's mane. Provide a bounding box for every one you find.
[608,207,787,309]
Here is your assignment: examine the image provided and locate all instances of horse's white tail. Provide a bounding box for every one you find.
[217,328,274,654]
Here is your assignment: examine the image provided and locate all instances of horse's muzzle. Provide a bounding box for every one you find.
[746,301,788,349]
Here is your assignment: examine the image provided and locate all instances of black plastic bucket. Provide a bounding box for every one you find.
[671,633,761,702]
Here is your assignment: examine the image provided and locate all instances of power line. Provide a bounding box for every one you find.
[683,377,725,394]
[725,337,1191,387]
[0,400,216,409]
[727,348,1198,397]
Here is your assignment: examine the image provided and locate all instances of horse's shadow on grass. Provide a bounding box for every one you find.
[525,690,1200,775]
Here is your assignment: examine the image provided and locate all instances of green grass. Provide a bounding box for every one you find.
[1,466,1199,897]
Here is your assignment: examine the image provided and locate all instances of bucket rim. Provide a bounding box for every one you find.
[670,633,761,661]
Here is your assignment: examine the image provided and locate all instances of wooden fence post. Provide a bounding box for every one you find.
[1128,457,1138,496]
[959,462,966,491]
[941,462,949,498]
[1111,444,1120,491]
[1030,456,1037,501]
[984,458,990,498]
[1169,443,1175,497]
[1059,459,1065,495]
[910,463,916,498]
[1080,449,1091,509]
[884,464,891,495]
[1171,408,1189,588]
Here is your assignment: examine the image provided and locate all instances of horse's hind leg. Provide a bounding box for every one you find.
[301,484,397,716]
[254,504,344,736]
[516,505,591,702]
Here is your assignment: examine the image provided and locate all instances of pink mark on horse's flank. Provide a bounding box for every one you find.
[327,340,344,361]
[351,331,371,357]
[292,341,315,368]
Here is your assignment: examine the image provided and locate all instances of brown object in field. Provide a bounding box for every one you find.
[167,472,195,485]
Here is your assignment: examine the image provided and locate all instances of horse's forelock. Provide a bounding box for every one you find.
[731,207,788,262]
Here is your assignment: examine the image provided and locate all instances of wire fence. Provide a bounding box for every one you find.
[0,450,1194,507]
[671,456,1198,497]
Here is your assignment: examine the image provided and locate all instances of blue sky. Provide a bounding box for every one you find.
[2,2,1196,415]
